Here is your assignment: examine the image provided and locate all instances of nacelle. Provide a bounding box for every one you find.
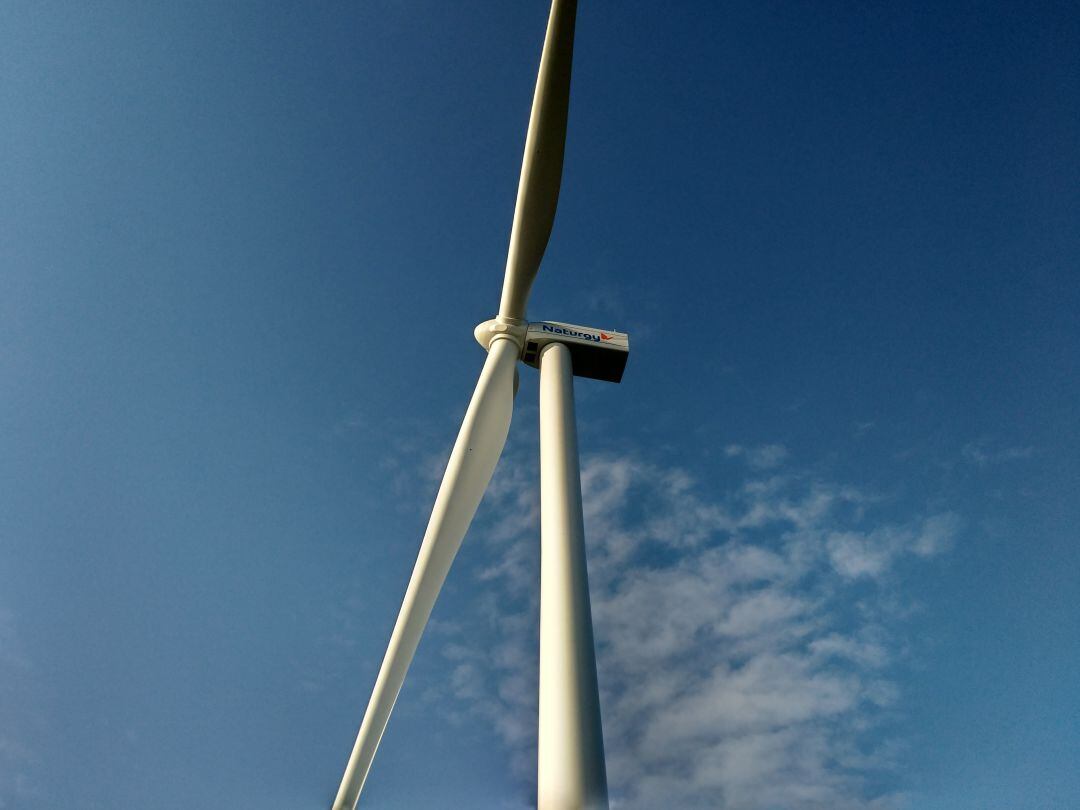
[521,321,629,383]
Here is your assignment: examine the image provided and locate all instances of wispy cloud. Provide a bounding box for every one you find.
[434,448,959,809]
[961,438,1035,467]
[724,443,790,471]
[826,513,960,580]
[853,421,876,438]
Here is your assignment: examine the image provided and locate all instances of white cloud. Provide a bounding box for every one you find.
[724,443,790,471]
[431,449,958,809]
[826,513,959,579]
[961,438,1034,466]
[810,633,889,669]
[854,421,877,438]
[913,512,961,557]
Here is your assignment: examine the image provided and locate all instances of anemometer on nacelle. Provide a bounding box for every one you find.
[474,318,630,384]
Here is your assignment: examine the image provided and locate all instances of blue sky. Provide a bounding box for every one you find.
[2,1,1078,808]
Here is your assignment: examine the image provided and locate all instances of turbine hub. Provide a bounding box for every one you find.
[474,317,528,352]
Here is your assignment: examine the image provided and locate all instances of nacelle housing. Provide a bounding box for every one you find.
[520,321,629,383]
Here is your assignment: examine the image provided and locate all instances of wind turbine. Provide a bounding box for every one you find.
[332,2,627,807]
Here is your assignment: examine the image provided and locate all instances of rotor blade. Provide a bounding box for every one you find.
[498,0,578,321]
[332,337,519,810]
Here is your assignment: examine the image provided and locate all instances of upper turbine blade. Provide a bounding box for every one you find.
[332,337,519,810]
[498,0,578,322]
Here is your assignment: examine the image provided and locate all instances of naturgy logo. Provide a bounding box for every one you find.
[541,324,603,342]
